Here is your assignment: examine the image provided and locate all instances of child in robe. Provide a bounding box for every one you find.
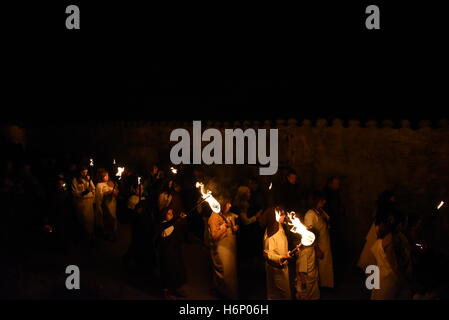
[304,192,334,288]
[208,200,239,300]
[295,230,320,300]
[95,169,119,241]
[263,207,293,300]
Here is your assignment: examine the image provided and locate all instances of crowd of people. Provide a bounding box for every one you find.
[0,155,448,300]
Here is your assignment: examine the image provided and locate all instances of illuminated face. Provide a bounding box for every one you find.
[166,209,174,221]
[57,180,65,189]
[287,174,297,185]
[223,202,232,214]
[103,173,109,182]
[278,213,285,224]
[81,169,88,177]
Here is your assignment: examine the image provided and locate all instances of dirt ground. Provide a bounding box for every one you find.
[1,222,370,300]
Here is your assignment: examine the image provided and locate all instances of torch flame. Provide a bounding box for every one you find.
[138,176,142,185]
[89,158,94,167]
[275,209,282,222]
[196,182,221,214]
[116,167,125,180]
[113,158,116,165]
[170,167,178,174]
[437,201,444,210]
[269,182,273,190]
[287,212,315,246]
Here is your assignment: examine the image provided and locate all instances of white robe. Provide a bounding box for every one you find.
[357,223,378,270]
[264,225,291,300]
[296,245,320,300]
[304,209,334,288]
[95,182,117,233]
[72,177,96,237]
[370,239,399,300]
[209,213,239,299]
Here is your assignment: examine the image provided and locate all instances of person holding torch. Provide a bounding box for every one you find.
[71,165,96,244]
[263,207,293,300]
[295,228,319,300]
[208,197,239,300]
[95,169,119,242]
[304,191,334,289]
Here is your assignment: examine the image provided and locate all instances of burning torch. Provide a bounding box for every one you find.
[88,157,94,180]
[193,182,235,231]
[116,167,125,180]
[189,182,221,214]
[111,166,125,196]
[275,209,316,256]
[436,201,444,211]
[138,176,142,201]
[186,182,226,221]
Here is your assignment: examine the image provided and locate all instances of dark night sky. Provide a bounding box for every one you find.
[3,1,448,125]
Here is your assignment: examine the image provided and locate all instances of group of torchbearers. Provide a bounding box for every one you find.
[63,164,410,300]
[69,162,341,300]
[4,157,445,300]
[262,198,333,300]
[71,166,119,243]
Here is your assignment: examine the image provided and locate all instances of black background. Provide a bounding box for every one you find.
[3,1,448,124]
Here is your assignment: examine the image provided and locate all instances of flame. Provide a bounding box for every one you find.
[437,201,444,210]
[116,167,125,180]
[113,158,116,165]
[138,176,142,185]
[269,182,273,190]
[170,167,178,174]
[275,209,282,222]
[196,182,221,214]
[287,212,315,246]
[89,158,94,167]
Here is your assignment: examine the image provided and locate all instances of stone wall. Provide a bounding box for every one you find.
[24,119,449,259]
